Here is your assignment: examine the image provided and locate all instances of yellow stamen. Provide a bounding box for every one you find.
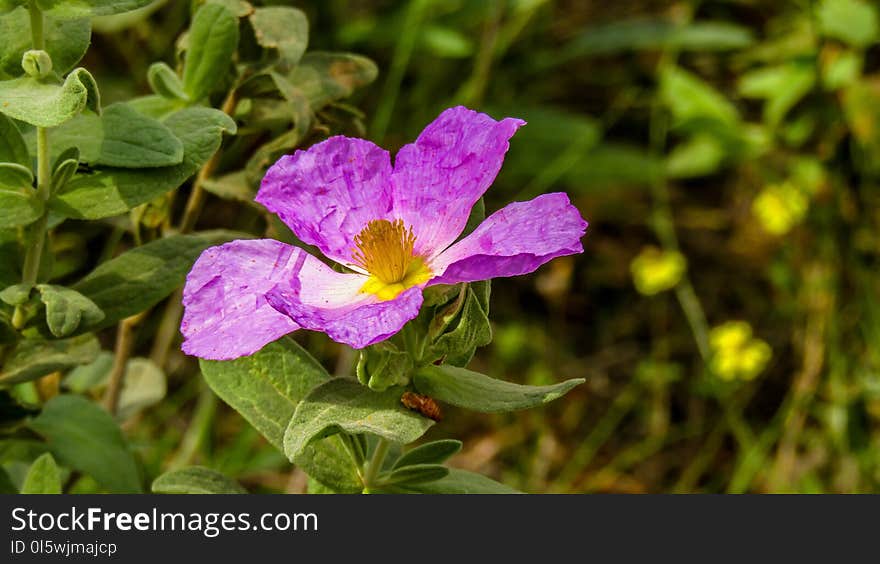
[352,219,432,300]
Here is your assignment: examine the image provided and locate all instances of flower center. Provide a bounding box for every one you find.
[352,219,432,300]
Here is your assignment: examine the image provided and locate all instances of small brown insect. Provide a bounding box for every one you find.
[401,391,443,421]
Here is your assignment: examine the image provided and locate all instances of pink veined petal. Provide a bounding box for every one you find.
[391,106,525,259]
[428,192,588,286]
[256,136,394,267]
[181,239,303,360]
[264,252,424,349]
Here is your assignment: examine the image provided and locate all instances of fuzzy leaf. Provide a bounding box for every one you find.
[147,62,187,101]
[46,103,184,168]
[817,0,878,47]
[0,186,41,228]
[413,365,584,413]
[72,232,236,329]
[20,453,61,494]
[0,68,99,128]
[36,0,153,18]
[200,338,362,493]
[382,463,448,487]
[0,334,99,385]
[183,3,239,101]
[249,6,308,68]
[116,357,166,420]
[287,52,378,109]
[392,439,462,469]
[36,284,105,337]
[387,468,521,494]
[0,113,29,167]
[284,378,435,463]
[50,107,235,219]
[0,7,91,80]
[152,466,246,494]
[28,395,142,493]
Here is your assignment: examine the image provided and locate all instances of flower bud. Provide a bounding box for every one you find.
[21,50,53,79]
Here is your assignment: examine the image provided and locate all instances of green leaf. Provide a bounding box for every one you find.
[284,378,435,463]
[0,334,99,385]
[63,350,113,393]
[0,162,33,187]
[392,439,462,469]
[557,19,754,58]
[0,229,20,289]
[20,453,61,494]
[430,283,492,367]
[48,103,184,169]
[660,65,739,127]
[382,463,448,487]
[72,232,235,329]
[0,282,31,306]
[817,0,878,47]
[0,67,100,128]
[201,336,330,441]
[356,341,413,391]
[20,452,61,494]
[36,0,153,18]
[35,284,104,337]
[28,395,142,493]
[50,107,235,219]
[0,7,91,80]
[147,62,187,101]
[152,466,246,494]
[0,186,41,228]
[249,6,308,68]
[0,113,29,167]
[740,63,816,128]
[288,52,378,109]
[0,1,26,14]
[413,365,584,413]
[200,338,362,493]
[666,134,726,179]
[183,3,239,101]
[126,94,182,120]
[388,468,520,494]
[117,357,165,420]
[50,158,77,192]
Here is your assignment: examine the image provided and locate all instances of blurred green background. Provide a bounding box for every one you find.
[75,0,880,493]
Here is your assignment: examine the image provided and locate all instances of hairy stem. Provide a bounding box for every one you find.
[362,438,390,491]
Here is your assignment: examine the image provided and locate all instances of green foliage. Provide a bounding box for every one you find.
[0,334,98,385]
[28,395,142,493]
[152,466,247,494]
[36,284,104,337]
[0,113,29,166]
[414,365,584,413]
[387,469,521,494]
[50,108,235,219]
[36,0,153,18]
[249,6,308,69]
[392,439,462,469]
[817,0,879,47]
[0,67,99,128]
[20,453,61,494]
[0,7,90,80]
[72,232,235,328]
[283,378,434,463]
[200,339,362,492]
[182,3,240,102]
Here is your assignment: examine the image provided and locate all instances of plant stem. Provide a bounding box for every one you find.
[103,313,145,415]
[178,89,238,234]
[28,1,44,50]
[362,437,390,491]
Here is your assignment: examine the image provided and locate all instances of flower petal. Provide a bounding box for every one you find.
[391,106,525,258]
[181,239,303,360]
[257,136,394,266]
[429,193,588,285]
[265,252,423,349]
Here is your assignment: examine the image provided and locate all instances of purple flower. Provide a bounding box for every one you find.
[181,106,588,360]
